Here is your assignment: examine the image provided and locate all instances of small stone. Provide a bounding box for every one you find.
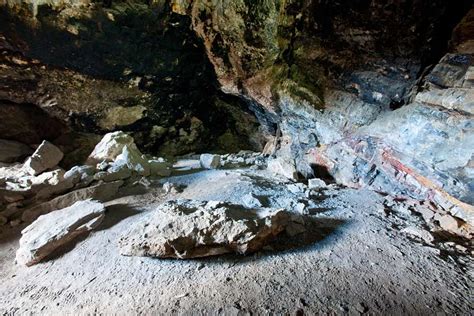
[455,244,467,253]
[267,157,298,180]
[418,206,435,222]
[294,202,307,214]
[0,215,7,225]
[64,165,96,185]
[200,154,221,169]
[163,182,180,194]
[401,226,434,244]
[287,183,306,194]
[10,219,21,227]
[308,178,327,190]
[242,193,263,208]
[438,215,462,232]
[23,141,64,176]
[356,302,368,313]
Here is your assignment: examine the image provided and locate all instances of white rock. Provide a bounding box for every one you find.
[401,226,434,244]
[23,141,64,176]
[87,131,136,164]
[119,199,292,259]
[242,193,263,208]
[163,182,180,194]
[267,157,298,180]
[30,169,74,200]
[16,200,106,266]
[0,139,32,163]
[22,180,123,222]
[200,154,221,169]
[94,163,132,182]
[64,165,96,185]
[308,178,327,190]
[287,183,306,194]
[112,146,150,176]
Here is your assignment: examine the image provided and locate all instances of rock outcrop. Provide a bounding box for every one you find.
[119,199,292,259]
[16,200,105,266]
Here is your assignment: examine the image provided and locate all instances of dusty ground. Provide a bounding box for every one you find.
[0,165,472,315]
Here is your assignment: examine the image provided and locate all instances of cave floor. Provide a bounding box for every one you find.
[0,166,471,315]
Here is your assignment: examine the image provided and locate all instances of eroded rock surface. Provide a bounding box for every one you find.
[119,199,292,259]
[16,200,105,266]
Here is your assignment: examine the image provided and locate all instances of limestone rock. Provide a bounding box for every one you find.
[438,215,462,232]
[23,141,64,176]
[267,157,298,181]
[112,146,150,176]
[119,199,291,259]
[16,200,106,266]
[22,180,123,222]
[87,131,136,164]
[0,139,32,163]
[308,178,327,190]
[30,169,74,200]
[64,165,96,185]
[200,154,221,169]
[94,164,132,182]
[401,226,434,244]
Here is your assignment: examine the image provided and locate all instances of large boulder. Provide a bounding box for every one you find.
[16,200,106,266]
[119,199,291,259]
[0,139,32,163]
[23,141,64,176]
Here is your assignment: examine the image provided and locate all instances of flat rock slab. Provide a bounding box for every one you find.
[119,199,291,259]
[16,200,106,266]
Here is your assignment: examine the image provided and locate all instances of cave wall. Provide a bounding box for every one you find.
[173,0,473,224]
[0,0,264,161]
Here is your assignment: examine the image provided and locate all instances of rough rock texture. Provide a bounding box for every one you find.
[199,154,220,170]
[23,141,64,175]
[176,1,474,228]
[119,199,291,259]
[16,200,105,266]
[87,131,136,164]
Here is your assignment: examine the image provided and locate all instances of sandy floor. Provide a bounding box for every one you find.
[0,167,472,315]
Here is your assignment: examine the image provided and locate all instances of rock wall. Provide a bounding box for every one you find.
[0,0,264,160]
[174,1,474,225]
